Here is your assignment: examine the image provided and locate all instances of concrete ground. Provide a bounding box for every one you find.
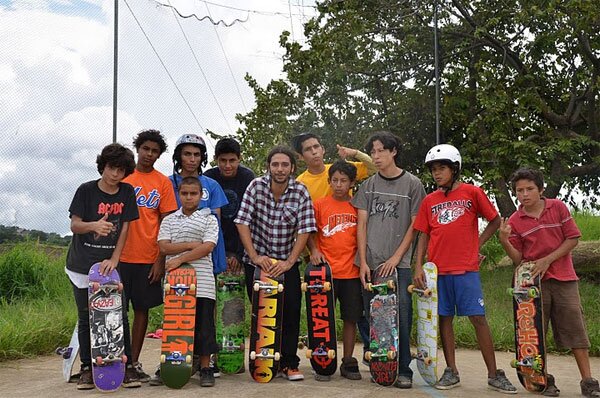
[1,338,596,397]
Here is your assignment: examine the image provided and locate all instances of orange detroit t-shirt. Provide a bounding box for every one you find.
[120,169,178,264]
[314,196,359,279]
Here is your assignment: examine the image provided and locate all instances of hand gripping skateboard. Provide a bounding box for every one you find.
[408,261,439,386]
[249,264,284,383]
[509,261,547,393]
[301,261,337,377]
[161,263,197,389]
[88,263,126,392]
[56,323,80,383]
[365,266,399,386]
[216,272,246,374]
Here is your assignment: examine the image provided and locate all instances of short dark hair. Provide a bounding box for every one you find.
[96,143,136,177]
[132,129,168,154]
[178,176,203,192]
[215,137,241,158]
[365,131,401,166]
[328,160,357,181]
[266,145,296,170]
[509,168,544,192]
[291,133,321,154]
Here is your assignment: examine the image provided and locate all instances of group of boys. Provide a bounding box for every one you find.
[66,128,599,397]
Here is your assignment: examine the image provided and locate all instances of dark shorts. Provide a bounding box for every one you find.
[194,298,219,356]
[438,271,485,317]
[542,279,590,349]
[118,262,163,310]
[333,278,363,322]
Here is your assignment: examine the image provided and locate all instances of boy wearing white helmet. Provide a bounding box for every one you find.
[412,144,516,393]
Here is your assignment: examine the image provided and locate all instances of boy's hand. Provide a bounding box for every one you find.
[359,263,371,288]
[226,256,242,274]
[413,265,426,289]
[252,255,273,272]
[498,218,512,242]
[336,144,357,159]
[532,257,552,279]
[309,249,327,265]
[149,259,164,283]
[165,257,182,272]
[269,259,292,278]
[378,257,398,278]
[94,213,113,237]
[99,258,117,276]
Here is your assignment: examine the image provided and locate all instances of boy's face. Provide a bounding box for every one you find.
[101,164,126,187]
[179,183,201,211]
[137,140,161,169]
[180,144,202,174]
[216,153,240,178]
[370,140,397,170]
[300,138,325,168]
[329,170,354,199]
[430,162,453,187]
[269,153,294,184]
[515,179,543,207]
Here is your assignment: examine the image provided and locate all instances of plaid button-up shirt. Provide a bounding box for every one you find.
[234,174,316,263]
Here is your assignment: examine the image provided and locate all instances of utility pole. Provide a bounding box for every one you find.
[112,0,118,143]
[434,0,440,145]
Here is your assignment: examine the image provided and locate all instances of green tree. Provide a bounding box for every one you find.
[236,0,600,215]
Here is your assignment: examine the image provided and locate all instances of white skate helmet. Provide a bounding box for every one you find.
[424,144,461,170]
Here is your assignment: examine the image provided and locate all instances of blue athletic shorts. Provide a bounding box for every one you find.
[438,271,485,316]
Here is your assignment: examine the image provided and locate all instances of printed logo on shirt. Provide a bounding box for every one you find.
[202,187,209,201]
[133,186,161,209]
[322,213,356,237]
[370,199,399,219]
[431,199,472,225]
[97,202,124,215]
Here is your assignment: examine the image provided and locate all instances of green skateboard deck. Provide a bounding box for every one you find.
[216,273,246,374]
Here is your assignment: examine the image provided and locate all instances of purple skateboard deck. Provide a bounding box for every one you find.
[88,263,126,392]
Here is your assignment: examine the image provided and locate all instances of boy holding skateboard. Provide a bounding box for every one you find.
[66,143,139,389]
[157,177,220,387]
[308,160,362,381]
[499,167,600,397]
[352,131,426,388]
[413,144,516,393]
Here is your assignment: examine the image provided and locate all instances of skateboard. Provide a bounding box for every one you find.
[408,261,439,386]
[509,261,547,393]
[301,261,337,377]
[161,263,197,389]
[216,272,246,374]
[56,323,80,382]
[365,266,398,386]
[249,264,284,383]
[88,263,126,392]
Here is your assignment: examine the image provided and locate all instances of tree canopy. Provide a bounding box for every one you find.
[236,0,600,215]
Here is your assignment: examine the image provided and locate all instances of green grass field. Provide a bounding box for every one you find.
[1,213,599,362]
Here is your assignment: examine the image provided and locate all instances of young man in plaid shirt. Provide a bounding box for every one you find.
[235,145,317,381]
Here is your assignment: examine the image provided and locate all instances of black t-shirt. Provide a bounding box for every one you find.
[66,180,139,274]
[204,165,255,258]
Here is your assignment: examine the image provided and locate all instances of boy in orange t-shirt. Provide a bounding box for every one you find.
[308,160,362,381]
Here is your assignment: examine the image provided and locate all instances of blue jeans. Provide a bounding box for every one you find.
[362,267,413,378]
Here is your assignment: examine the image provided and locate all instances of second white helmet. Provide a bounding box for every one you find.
[424,144,461,170]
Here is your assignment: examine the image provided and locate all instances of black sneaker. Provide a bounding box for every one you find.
[76,366,94,390]
[133,362,150,383]
[543,374,560,397]
[149,366,163,386]
[487,369,517,394]
[209,354,221,378]
[122,364,141,388]
[581,377,600,397]
[200,367,215,387]
[435,367,460,390]
[340,357,361,380]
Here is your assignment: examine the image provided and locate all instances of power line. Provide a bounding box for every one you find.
[153,1,249,26]
[123,0,206,133]
[166,0,234,135]
[195,0,312,18]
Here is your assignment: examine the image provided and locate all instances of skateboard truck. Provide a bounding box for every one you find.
[301,280,331,292]
[164,283,196,296]
[253,281,284,294]
[89,282,123,294]
[250,348,281,361]
[511,356,543,372]
[305,344,336,359]
[412,349,433,366]
[161,351,192,365]
[93,353,127,366]
[366,280,396,293]
[407,284,432,297]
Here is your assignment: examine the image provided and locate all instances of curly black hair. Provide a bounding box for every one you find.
[96,143,136,177]
[132,129,167,154]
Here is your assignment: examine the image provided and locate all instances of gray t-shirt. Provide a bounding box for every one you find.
[351,170,426,269]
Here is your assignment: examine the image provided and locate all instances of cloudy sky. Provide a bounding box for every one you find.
[0,0,316,235]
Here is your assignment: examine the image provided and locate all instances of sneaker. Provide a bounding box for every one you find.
[149,366,163,386]
[76,366,94,390]
[200,367,215,387]
[581,377,600,397]
[280,367,304,381]
[209,354,221,378]
[133,362,150,383]
[487,369,517,394]
[191,355,200,376]
[543,374,560,397]
[340,357,362,380]
[122,364,142,388]
[435,367,460,390]
[394,375,412,389]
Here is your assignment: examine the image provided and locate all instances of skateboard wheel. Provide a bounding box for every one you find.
[164,283,171,293]
[423,288,432,297]
[186,355,192,364]
[364,351,372,361]
[366,283,373,292]
[387,351,396,360]
[407,284,415,294]
[528,287,538,298]
[239,342,245,351]
[301,282,307,292]
[189,284,196,294]
[274,352,281,361]
[510,359,519,368]
[423,357,432,366]
[253,282,260,292]
[387,280,396,290]
[96,356,104,366]
[306,349,312,359]
[327,349,335,359]
[121,354,127,363]
[277,283,284,293]
[160,354,166,364]
[532,359,543,372]
[250,351,256,360]
[323,281,331,292]
[507,287,514,296]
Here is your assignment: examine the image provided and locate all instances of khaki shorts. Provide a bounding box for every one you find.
[542,279,590,349]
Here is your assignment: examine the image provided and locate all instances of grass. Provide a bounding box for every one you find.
[573,211,600,241]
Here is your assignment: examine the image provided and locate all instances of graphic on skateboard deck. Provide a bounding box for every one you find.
[216,272,246,374]
[161,263,197,389]
[249,264,284,383]
[509,261,547,393]
[301,261,337,377]
[408,261,439,386]
[366,266,398,386]
[56,323,80,383]
[88,263,126,392]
